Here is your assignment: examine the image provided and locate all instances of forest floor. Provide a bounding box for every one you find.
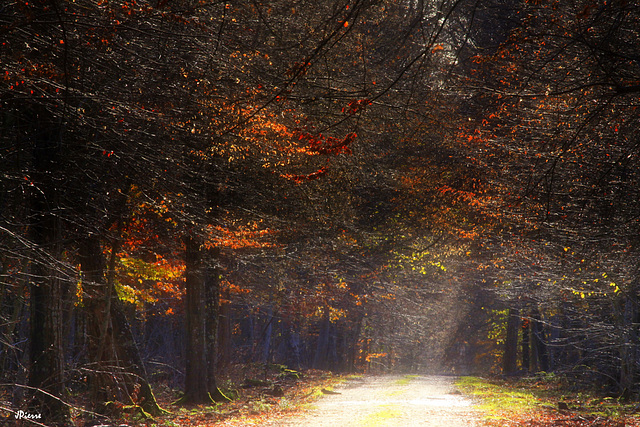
[150,373,477,427]
[456,375,640,427]
[113,368,640,426]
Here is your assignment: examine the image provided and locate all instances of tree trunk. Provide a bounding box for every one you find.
[617,289,638,398]
[287,329,303,371]
[521,315,530,374]
[313,311,331,370]
[547,312,560,371]
[503,308,520,376]
[79,235,166,418]
[79,236,112,412]
[216,290,233,371]
[347,315,364,373]
[531,308,549,372]
[110,296,166,415]
[261,306,274,365]
[182,236,209,403]
[205,263,225,398]
[180,237,229,404]
[0,272,26,383]
[29,251,69,425]
[27,117,70,425]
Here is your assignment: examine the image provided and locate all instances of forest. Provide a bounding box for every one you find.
[1,0,639,425]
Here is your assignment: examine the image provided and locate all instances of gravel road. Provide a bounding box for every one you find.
[265,375,480,427]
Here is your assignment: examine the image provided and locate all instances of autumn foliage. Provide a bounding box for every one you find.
[2,0,640,425]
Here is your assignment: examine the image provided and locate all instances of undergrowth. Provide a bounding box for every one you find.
[69,364,346,426]
[154,365,345,427]
[456,374,640,427]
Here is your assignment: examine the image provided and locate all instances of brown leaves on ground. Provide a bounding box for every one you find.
[485,411,639,427]
[148,366,342,427]
[521,415,634,426]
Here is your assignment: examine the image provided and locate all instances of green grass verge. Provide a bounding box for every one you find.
[455,376,542,420]
[455,374,640,423]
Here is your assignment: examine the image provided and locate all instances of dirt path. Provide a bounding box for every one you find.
[265,375,481,427]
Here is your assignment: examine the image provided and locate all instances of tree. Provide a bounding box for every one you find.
[453,0,640,389]
[14,0,639,422]
[0,0,229,419]
[26,102,71,425]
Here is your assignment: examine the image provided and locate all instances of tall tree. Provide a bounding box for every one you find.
[455,0,640,385]
[26,103,71,425]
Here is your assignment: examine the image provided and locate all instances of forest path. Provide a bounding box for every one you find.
[264,375,481,427]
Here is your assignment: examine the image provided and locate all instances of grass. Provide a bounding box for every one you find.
[394,374,419,386]
[456,374,640,427]
[356,405,402,427]
[456,376,541,420]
